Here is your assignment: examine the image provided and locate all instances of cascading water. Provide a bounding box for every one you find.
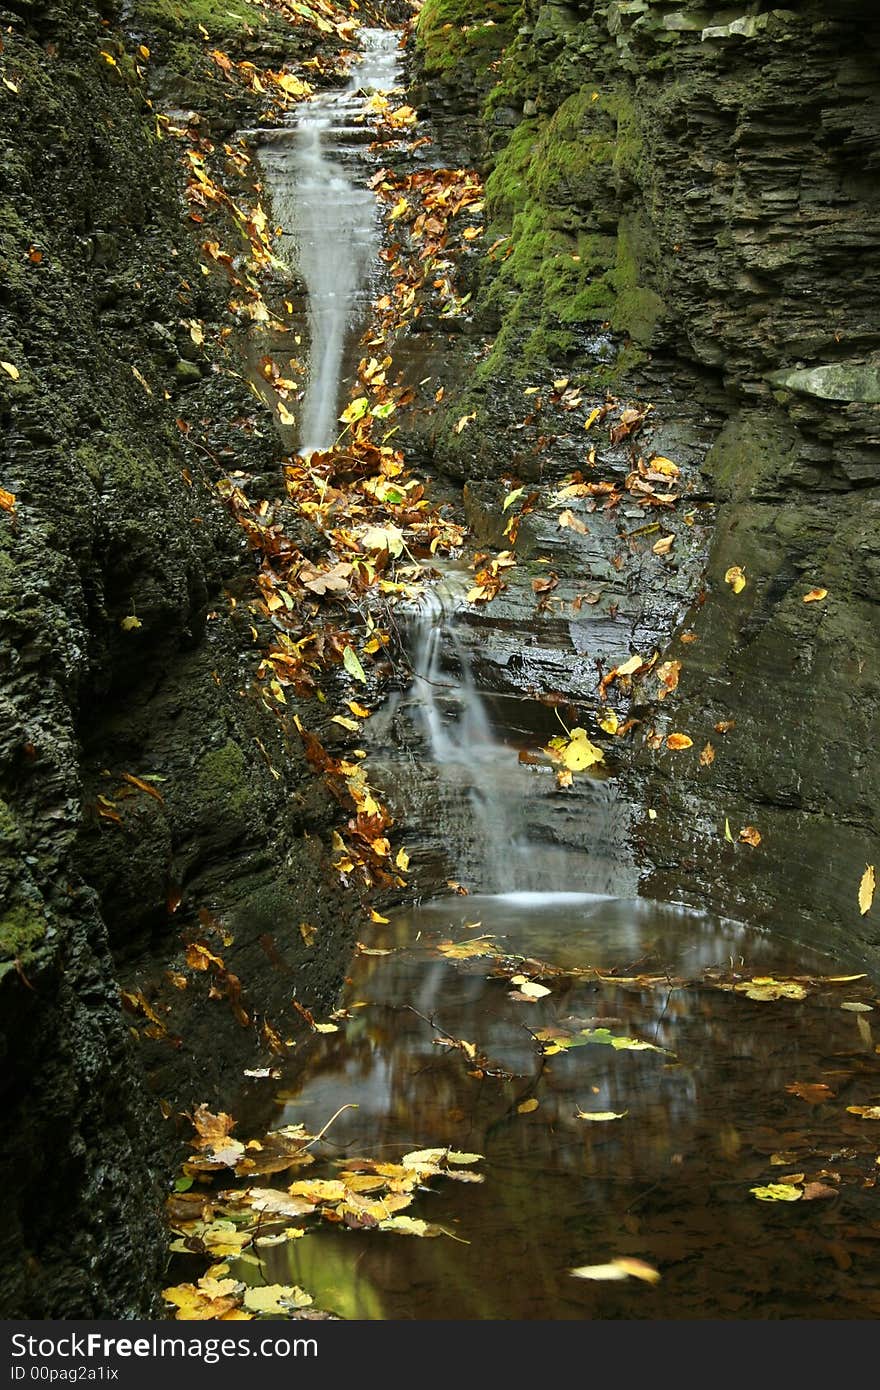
[255,29,403,455]
[370,570,638,895]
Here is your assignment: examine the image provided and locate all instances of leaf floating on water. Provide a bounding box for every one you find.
[517,1098,539,1114]
[734,977,807,1001]
[313,1022,339,1034]
[859,865,875,915]
[436,937,497,960]
[846,1105,880,1120]
[570,1258,660,1285]
[510,975,551,999]
[750,1183,803,1202]
[575,1109,628,1122]
[579,1028,671,1055]
[243,1284,312,1315]
[724,565,747,594]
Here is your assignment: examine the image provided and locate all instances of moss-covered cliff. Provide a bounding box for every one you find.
[0,0,358,1317]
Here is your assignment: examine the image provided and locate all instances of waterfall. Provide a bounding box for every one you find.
[258,29,403,455]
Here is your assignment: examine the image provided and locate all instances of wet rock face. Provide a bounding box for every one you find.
[408,3,880,960]
[0,2,357,1315]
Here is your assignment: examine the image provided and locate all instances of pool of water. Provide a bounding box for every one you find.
[223,892,880,1319]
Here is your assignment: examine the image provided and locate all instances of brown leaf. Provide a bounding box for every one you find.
[739,825,762,847]
[786,1082,835,1104]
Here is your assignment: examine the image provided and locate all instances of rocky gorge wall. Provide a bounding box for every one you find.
[0,0,361,1317]
[409,0,880,960]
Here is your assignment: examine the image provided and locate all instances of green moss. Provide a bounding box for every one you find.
[134,0,266,38]
[193,740,252,820]
[416,0,518,79]
[474,81,664,383]
[0,903,47,963]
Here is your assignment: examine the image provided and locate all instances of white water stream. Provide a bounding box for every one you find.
[256,28,403,454]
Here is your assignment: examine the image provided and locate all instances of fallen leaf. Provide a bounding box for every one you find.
[724,565,747,594]
[558,508,589,534]
[750,1183,802,1202]
[665,733,693,750]
[517,1098,539,1114]
[570,1258,660,1284]
[734,977,807,1002]
[652,534,674,556]
[299,922,317,947]
[803,588,827,603]
[579,1028,670,1054]
[859,865,875,915]
[700,742,715,766]
[558,728,604,771]
[846,1105,880,1119]
[343,646,367,684]
[1,361,20,381]
[739,825,762,847]
[243,1284,312,1315]
[575,1109,627,1122]
[0,488,16,514]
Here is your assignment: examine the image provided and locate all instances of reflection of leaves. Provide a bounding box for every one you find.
[786,1082,834,1104]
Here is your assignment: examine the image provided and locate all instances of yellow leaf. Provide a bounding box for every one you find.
[652,534,674,556]
[120,615,142,632]
[735,977,807,1002]
[517,1098,539,1114]
[615,654,643,677]
[583,407,602,431]
[575,1109,627,1122]
[739,825,762,847]
[243,1284,312,1315]
[395,847,410,872]
[750,1183,802,1202]
[846,1105,880,1119]
[561,728,604,771]
[100,51,117,67]
[453,412,476,435]
[1,361,20,381]
[649,456,680,477]
[369,909,389,924]
[859,865,875,915]
[0,487,16,514]
[724,565,747,594]
[299,922,317,947]
[598,709,619,735]
[803,588,827,603]
[314,1022,338,1034]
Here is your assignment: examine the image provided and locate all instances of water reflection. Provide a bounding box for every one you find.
[232,895,880,1319]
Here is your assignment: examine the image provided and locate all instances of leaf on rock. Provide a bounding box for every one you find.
[802,588,828,603]
[517,1098,539,1114]
[739,825,762,847]
[859,865,875,916]
[724,565,747,594]
[343,646,367,684]
[665,733,693,750]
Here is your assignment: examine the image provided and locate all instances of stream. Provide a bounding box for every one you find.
[225,28,880,1321]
